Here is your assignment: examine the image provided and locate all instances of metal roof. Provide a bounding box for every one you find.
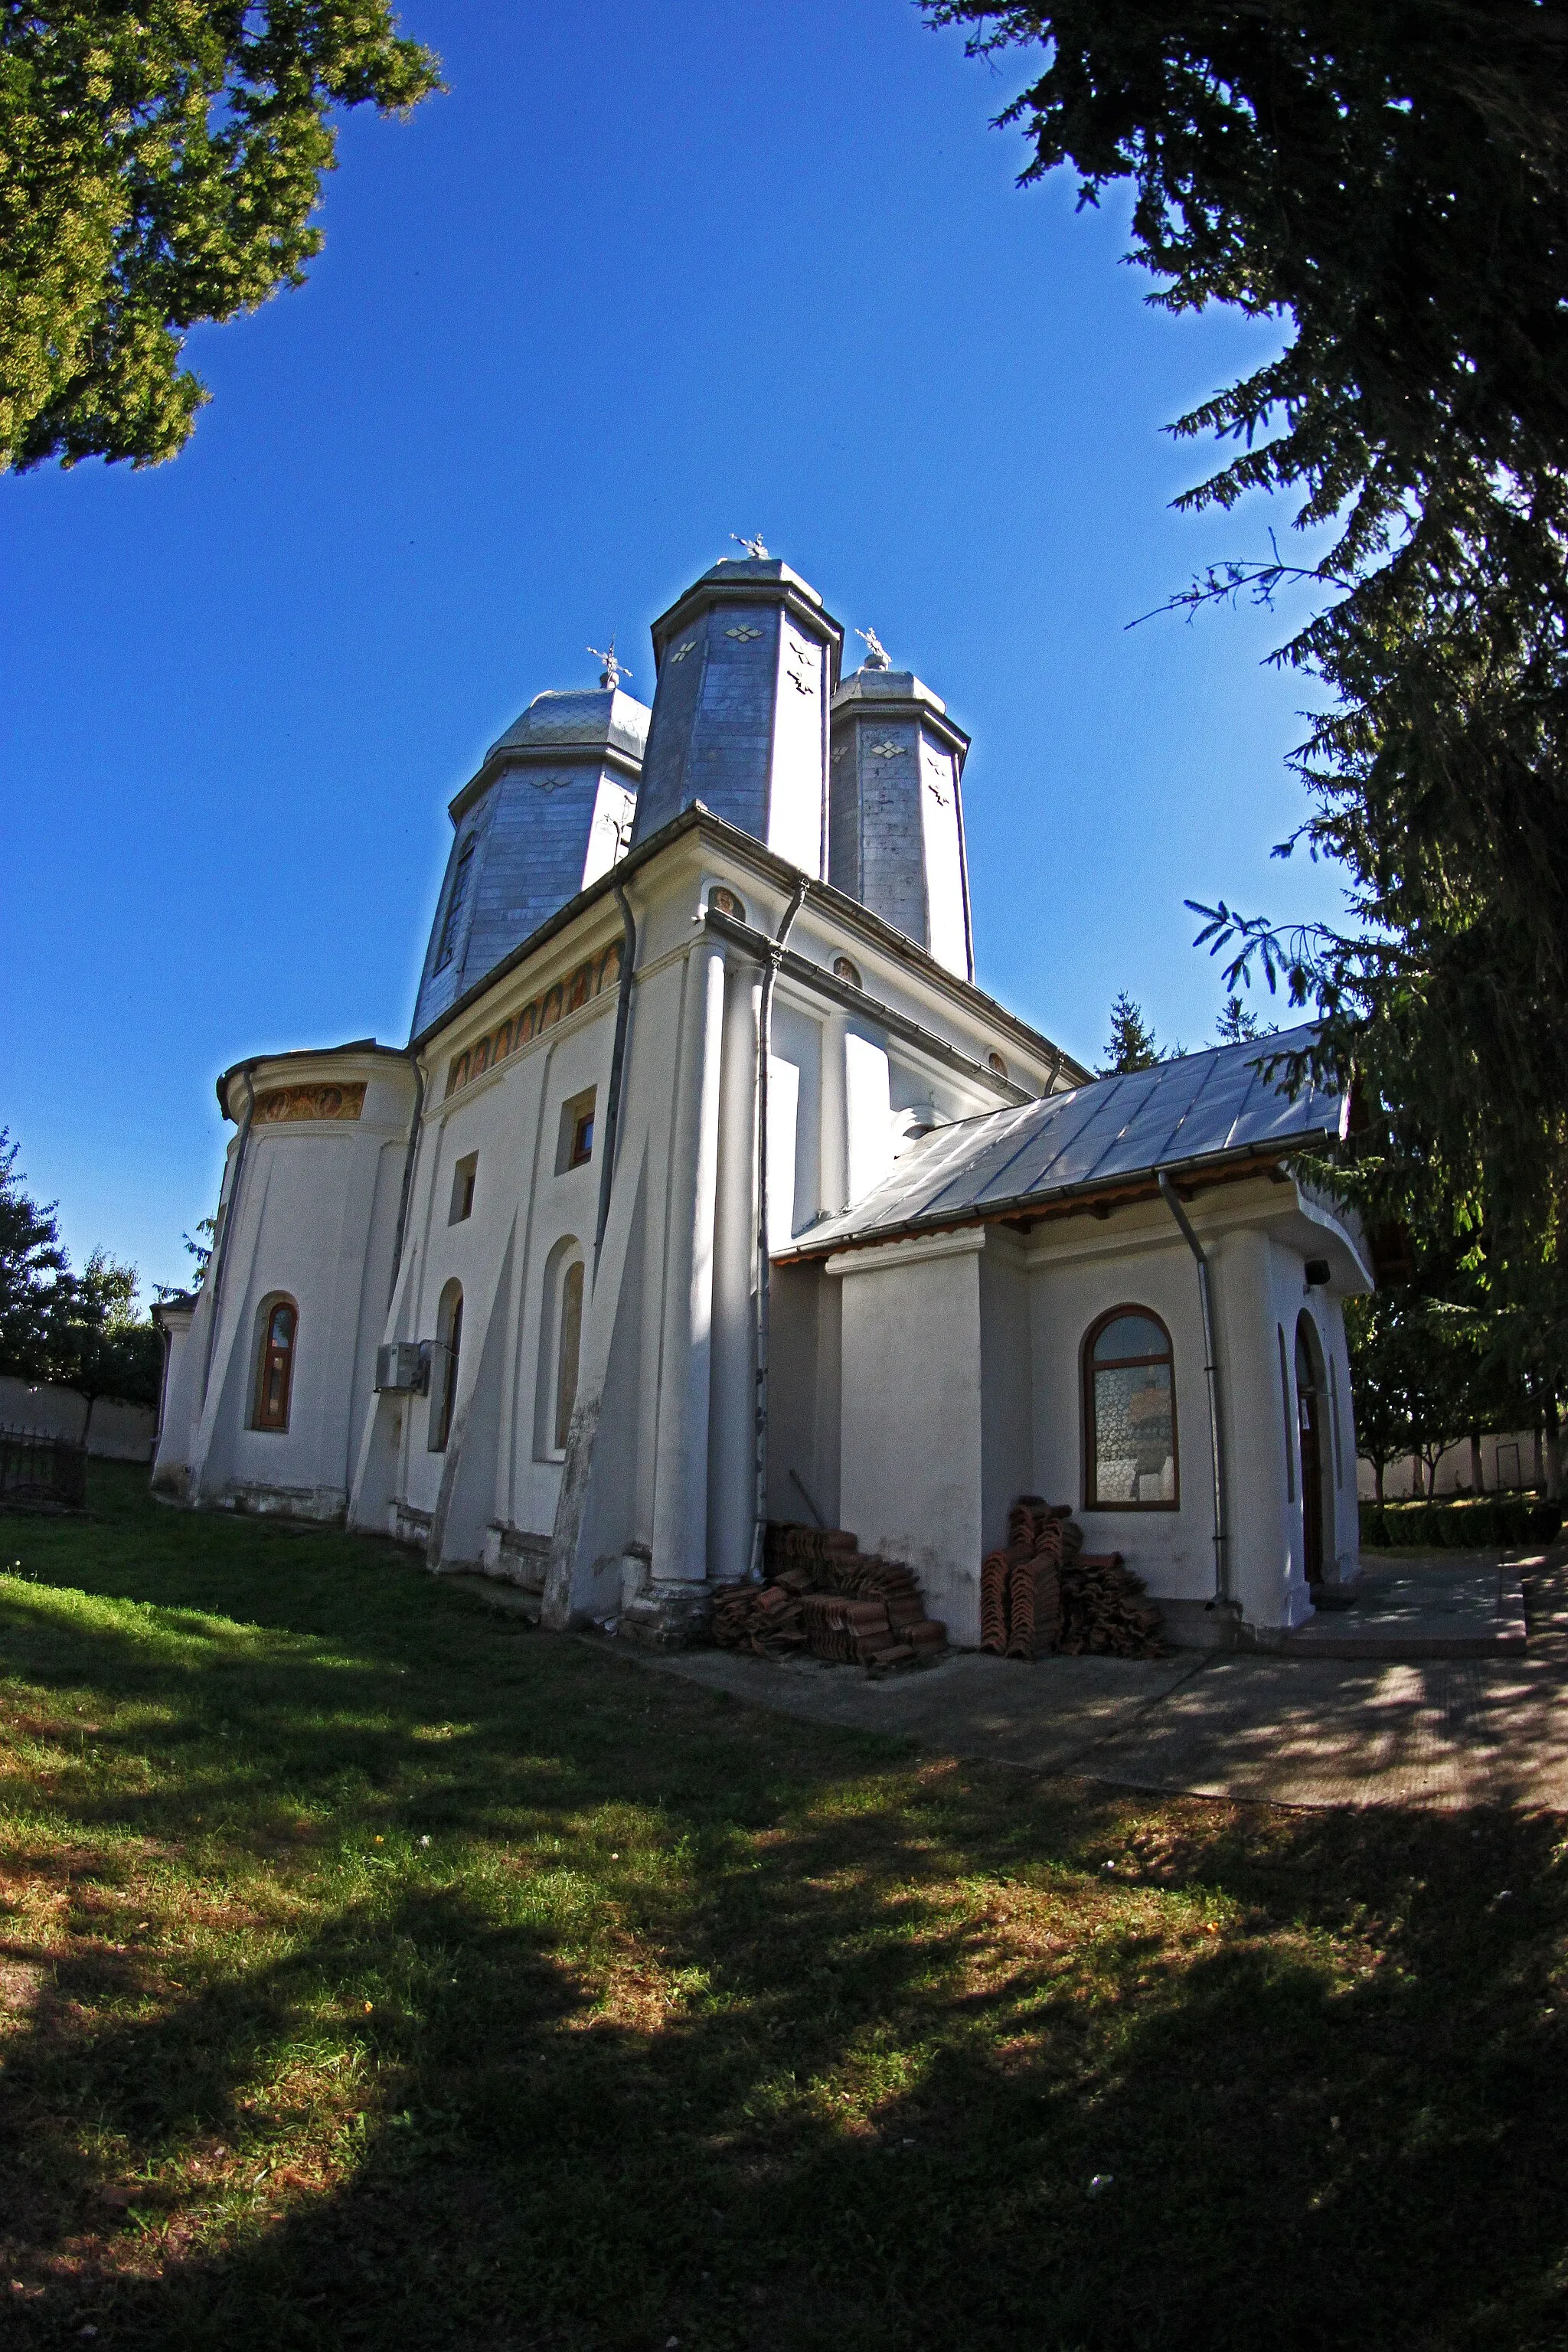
[779,1023,1345,1259]
[485,687,651,766]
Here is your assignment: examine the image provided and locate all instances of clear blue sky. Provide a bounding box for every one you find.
[0,0,1344,1300]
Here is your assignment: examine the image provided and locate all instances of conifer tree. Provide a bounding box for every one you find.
[1101,992,1161,1075]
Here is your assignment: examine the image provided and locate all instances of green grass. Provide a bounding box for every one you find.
[2,1467,1566,2350]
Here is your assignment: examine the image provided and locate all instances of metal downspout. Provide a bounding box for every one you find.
[750,877,809,1579]
[201,1069,255,1400]
[1157,1170,1233,1613]
[387,1056,427,1308]
[593,880,639,1274]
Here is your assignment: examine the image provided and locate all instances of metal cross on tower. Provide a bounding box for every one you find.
[588,638,629,691]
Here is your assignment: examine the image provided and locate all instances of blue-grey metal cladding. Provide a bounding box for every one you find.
[778,1024,1344,1254]
[410,688,648,1040]
[827,668,974,981]
[632,603,786,844]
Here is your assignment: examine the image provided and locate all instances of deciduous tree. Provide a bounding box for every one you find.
[1,2,441,471]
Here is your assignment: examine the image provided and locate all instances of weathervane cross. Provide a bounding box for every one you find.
[857,626,891,670]
[588,637,629,691]
[730,531,769,559]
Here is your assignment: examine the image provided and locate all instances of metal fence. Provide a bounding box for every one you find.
[0,1426,88,1511]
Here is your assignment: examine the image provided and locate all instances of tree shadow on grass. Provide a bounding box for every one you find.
[4,1481,1568,2347]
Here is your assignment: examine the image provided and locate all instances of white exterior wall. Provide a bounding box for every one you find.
[813,1178,1372,1648]
[153,1053,416,1520]
[833,1230,988,1645]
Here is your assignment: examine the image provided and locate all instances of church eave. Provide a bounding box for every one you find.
[216,1038,410,1119]
[776,1140,1338,1266]
[407,799,1086,1089]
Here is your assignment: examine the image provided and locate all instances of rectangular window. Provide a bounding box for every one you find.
[433,838,476,973]
[556,1087,596,1174]
[449,1152,478,1224]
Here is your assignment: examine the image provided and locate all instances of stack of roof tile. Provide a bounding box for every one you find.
[713,1527,948,1671]
[982,1495,1164,1660]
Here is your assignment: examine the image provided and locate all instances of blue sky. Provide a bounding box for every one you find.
[0,0,1344,1298]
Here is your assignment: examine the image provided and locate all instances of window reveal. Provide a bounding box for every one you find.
[430,1285,462,1452]
[554,1259,584,1452]
[254,1299,297,1432]
[1084,1308,1177,1509]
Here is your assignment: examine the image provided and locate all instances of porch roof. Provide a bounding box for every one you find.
[777,1024,1347,1260]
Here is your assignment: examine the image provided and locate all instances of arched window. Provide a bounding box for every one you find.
[534,1242,584,1461]
[1083,1307,1178,1510]
[253,1297,298,1432]
[430,1280,462,1452]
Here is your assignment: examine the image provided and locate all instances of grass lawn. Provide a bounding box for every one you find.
[2,1468,1566,2350]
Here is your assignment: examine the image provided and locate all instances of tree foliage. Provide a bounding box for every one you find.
[0,1125,70,1377]
[0,2,441,471]
[1100,990,1162,1073]
[927,0,1568,1411]
[0,1129,160,1404]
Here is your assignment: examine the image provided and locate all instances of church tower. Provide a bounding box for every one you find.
[828,636,974,982]
[411,680,650,1038]
[629,554,844,874]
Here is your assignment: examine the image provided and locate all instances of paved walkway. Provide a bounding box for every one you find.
[610,1548,1568,1812]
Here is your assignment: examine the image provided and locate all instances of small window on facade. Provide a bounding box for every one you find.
[554,1259,585,1452]
[988,1051,1008,1078]
[709,887,745,920]
[430,1282,462,1452]
[253,1298,297,1432]
[434,838,476,973]
[1083,1308,1178,1509]
[833,956,862,988]
[557,1087,597,1174]
[449,1152,478,1223]
[470,1037,488,1079]
[567,962,593,1012]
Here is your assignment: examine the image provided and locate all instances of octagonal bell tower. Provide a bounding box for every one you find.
[828,639,974,982]
[629,556,844,874]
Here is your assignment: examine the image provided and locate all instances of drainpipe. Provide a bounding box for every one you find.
[593,880,639,1275]
[749,877,809,1579]
[387,1055,427,1308]
[1157,1170,1233,1613]
[201,1067,255,1400]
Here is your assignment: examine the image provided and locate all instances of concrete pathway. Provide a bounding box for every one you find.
[606,1548,1568,1813]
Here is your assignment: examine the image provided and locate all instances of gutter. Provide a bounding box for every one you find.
[1158,1170,1233,1614]
[750,879,809,1579]
[593,879,639,1274]
[779,1139,1326,1266]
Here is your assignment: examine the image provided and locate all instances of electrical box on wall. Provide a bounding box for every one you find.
[375,1341,429,1395]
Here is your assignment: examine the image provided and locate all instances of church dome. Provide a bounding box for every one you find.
[486,687,650,769]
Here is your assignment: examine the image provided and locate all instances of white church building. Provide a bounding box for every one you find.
[152,551,1373,1649]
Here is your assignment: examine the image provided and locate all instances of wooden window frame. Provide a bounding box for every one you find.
[1081,1303,1179,1513]
[253,1296,298,1432]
